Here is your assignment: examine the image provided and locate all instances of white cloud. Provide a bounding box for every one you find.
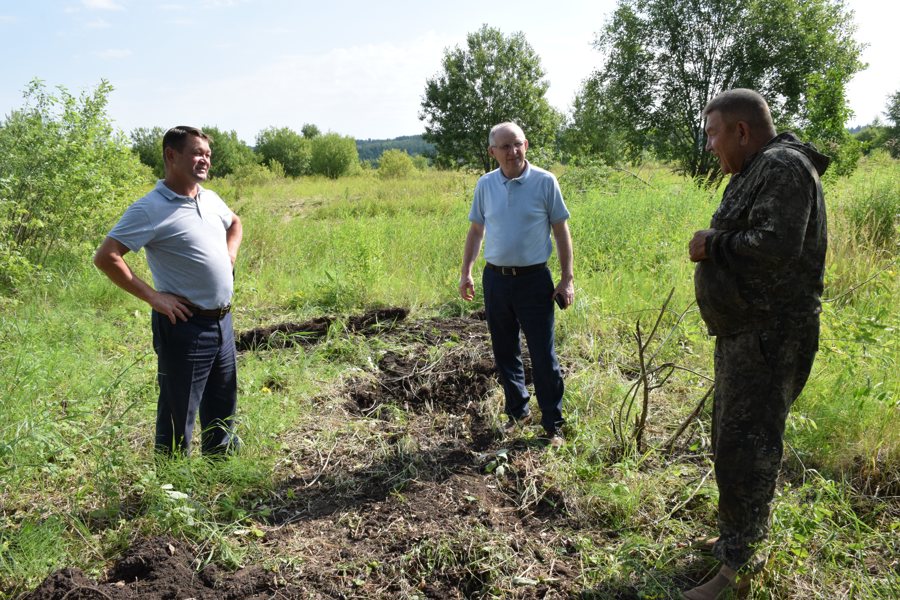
[0,15,16,23]
[96,48,132,59]
[86,18,111,28]
[82,0,124,10]
[107,33,456,141]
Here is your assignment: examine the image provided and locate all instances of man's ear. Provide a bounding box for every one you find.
[736,121,751,146]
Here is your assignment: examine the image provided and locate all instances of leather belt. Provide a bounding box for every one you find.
[485,262,546,276]
[190,304,232,319]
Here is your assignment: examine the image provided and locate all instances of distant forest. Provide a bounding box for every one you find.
[356,135,435,163]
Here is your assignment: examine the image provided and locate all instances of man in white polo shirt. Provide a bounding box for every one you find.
[94,126,243,456]
[459,122,574,447]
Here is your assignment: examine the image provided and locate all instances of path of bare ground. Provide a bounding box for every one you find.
[24,309,709,600]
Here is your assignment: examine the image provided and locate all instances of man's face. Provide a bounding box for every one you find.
[169,135,211,183]
[704,110,746,175]
[488,126,528,178]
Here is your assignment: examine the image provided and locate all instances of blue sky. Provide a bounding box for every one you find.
[1,0,897,142]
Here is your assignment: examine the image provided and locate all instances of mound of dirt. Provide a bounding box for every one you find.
[25,311,584,600]
[236,307,408,350]
[347,314,505,414]
[23,536,297,599]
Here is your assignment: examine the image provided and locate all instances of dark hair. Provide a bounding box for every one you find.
[162,126,209,162]
[703,89,776,137]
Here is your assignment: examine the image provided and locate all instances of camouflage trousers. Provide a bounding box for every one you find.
[711,317,819,571]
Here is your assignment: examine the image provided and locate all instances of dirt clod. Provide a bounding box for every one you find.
[236,307,408,350]
[23,537,296,600]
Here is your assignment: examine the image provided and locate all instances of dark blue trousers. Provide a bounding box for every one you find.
[151,311,239,456]
[482,265,564,434]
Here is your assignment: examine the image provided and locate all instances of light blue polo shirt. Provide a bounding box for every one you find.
[108,181,234,309]
[468,162,570,267]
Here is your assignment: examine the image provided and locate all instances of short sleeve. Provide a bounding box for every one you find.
[547,176,569,224]
[468,180,486,224]
[107,203,155,252]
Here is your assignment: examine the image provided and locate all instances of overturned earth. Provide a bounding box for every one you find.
[23,308,711,599]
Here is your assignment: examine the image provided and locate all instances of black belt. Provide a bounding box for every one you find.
[190,304,231,319]
[485,262,546,276]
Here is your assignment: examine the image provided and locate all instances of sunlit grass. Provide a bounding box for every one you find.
[0,156,897,597]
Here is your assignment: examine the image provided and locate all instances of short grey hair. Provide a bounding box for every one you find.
[703,89,776,137]
[488,122,525,147]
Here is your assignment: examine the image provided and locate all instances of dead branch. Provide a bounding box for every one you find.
[663,385,714,454]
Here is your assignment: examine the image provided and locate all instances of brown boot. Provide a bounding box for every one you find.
[682,565,750,599]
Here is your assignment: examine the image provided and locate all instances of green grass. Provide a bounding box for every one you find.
[0,158,897,598]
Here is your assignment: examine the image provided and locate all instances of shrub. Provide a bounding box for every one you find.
[130,126,166,178]
[0,79,149,291]
[255,127,311,177]
[202,126,258,178]
[310,133,359,179]
[377,149,415,179]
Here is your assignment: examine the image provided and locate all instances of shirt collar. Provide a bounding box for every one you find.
[155,179,205,201]
[501,161,531,184]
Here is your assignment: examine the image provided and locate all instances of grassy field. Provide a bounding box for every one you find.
[1,155,897,598]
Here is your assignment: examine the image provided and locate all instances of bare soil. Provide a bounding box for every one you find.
[24,309,705,599]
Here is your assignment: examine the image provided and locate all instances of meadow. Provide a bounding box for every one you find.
[0,154,897,598]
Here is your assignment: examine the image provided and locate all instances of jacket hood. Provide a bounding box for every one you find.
[767,132,831,176]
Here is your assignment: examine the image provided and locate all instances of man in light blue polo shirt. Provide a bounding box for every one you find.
[94,126,243,456]
[459,122,574,447]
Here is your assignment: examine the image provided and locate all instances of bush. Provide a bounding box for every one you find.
[202,126,258,178]
[255,127,311,177]
[377,149,415,179]
[130,126,166,178]
[310,133,359,179]
[0,79,150,291]
[216,162,285,202]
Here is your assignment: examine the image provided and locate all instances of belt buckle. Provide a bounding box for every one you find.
[502,266,517,276]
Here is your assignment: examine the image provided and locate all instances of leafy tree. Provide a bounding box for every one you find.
[884,90,900,158]
[201,126,258,179]
[559,76,626,165]
[130,126,166,178]
[581,0,864,182]
[301,123,321,139]
[255,126,311,177]
[310,133,359,179]
[852,120,888,155]
[377,149,416,178]
[0,79,149,290]
[420,24,561,172]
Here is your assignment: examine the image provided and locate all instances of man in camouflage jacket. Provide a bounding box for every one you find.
[684,89,829,600]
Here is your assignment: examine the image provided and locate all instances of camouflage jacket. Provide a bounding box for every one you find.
[694,133,830,336]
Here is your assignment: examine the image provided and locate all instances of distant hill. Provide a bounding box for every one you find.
[356,135,435,163]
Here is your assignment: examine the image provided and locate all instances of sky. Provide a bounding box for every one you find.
[0,0,897,143]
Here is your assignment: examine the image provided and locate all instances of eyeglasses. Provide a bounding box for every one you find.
[492,141,525,152]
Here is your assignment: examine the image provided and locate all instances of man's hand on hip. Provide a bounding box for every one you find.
[151,292,193,324]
